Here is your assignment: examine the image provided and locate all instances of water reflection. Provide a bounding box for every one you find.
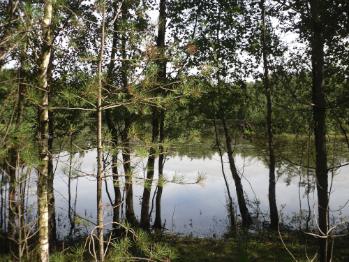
[52,142,349,238]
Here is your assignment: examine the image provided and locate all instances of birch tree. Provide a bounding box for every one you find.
[37,0,53,261]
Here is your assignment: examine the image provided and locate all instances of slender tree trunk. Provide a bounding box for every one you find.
[154,110,164,229]
[105,114,121,231]
[46,106,57,250]
[118,0,140,227]
[112,152,121,229]
[7,149,17,254]
[121,120,137,226]
[0,172,3,229]
[7,46,26,255]
[310,1,330,261]
[68,133,74,237]
[213,119,236,232]
[213,6,251,228]
[105,1,121,232]
[47,123,56,247]
[260,0,278,230]
[47,135,56,247]
[140,109,159,229]
[115,0,137,227]
[18,167,29,261]
[37,1,53,261]
[4,184,8,233]
[96,3,106,261]
[47,47,57,248]
[153,0,167,229]
[141,0,166,230]
[105,112,121,231]
[221,115,252,227]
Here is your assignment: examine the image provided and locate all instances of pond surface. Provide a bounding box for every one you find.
[51,142,349,239]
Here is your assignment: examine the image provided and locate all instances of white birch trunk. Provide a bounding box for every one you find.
[37,1,53,261]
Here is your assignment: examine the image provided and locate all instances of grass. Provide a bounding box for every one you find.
[1,230,349,261]
[158,231,349,262]
[160,232,311,262]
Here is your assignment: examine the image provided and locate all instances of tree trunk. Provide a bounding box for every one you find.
[47,110,57,247]
[68,133,74,237]
[116,0,138,227]
[112,152,121,229]
[140,109,159,229]
[153,0,167,230]
[154,110,164,229]
[0,172,4,229]
[105,1,122,232]
[7,47,26,255]
[96,3,106,261]
[105,113,121,231]
[310,1,330,261]
[37,1,53,261]
[221,115,252,227]
[141,0,166,230]
[213,119,236,232]
[121,118,137,226]
[105,111,121,231]
[7,148,18,254]
[47,41,57,248]
[260,0,278,230]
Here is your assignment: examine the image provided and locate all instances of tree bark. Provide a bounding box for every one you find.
[116,0,138,227]
[260,0,278,230]
[0,172,4,229]
[96,3,106,261]
[111,152,121,228]
[37,1,53,261]
[154,110,164,229]
[213,119,236,232]
[221,115,252,227]
[47,47,57,247]
[68,133,74,237]
[106,1,122,232]
[105,110,121,231]
[140,109,159,229]
[310,0,330,261]
[153,0,167,229]
[47,110,56,247]
[121,118,137,226]
[141,0,166,230]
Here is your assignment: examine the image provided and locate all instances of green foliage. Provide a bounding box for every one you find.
[105,230,176,262]
[50,245,85,262]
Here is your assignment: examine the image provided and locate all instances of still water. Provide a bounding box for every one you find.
[51,143,349,239]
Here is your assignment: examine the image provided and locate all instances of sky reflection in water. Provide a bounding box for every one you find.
[53,147,349,238]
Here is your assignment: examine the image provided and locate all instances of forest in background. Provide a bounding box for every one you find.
[0,0,349,261]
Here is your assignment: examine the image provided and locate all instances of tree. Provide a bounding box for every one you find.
[105,0,122,233]
[37,0,53,260]
[279,0,348,260]
[168,0,253,227]
[6,37,27,259]
[96,2,106,260]
[260,0,278,230]
[140,0,167,230]
[153,0,167,230]
[308,1,329,259]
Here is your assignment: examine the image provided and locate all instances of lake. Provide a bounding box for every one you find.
[48,141,349,239]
